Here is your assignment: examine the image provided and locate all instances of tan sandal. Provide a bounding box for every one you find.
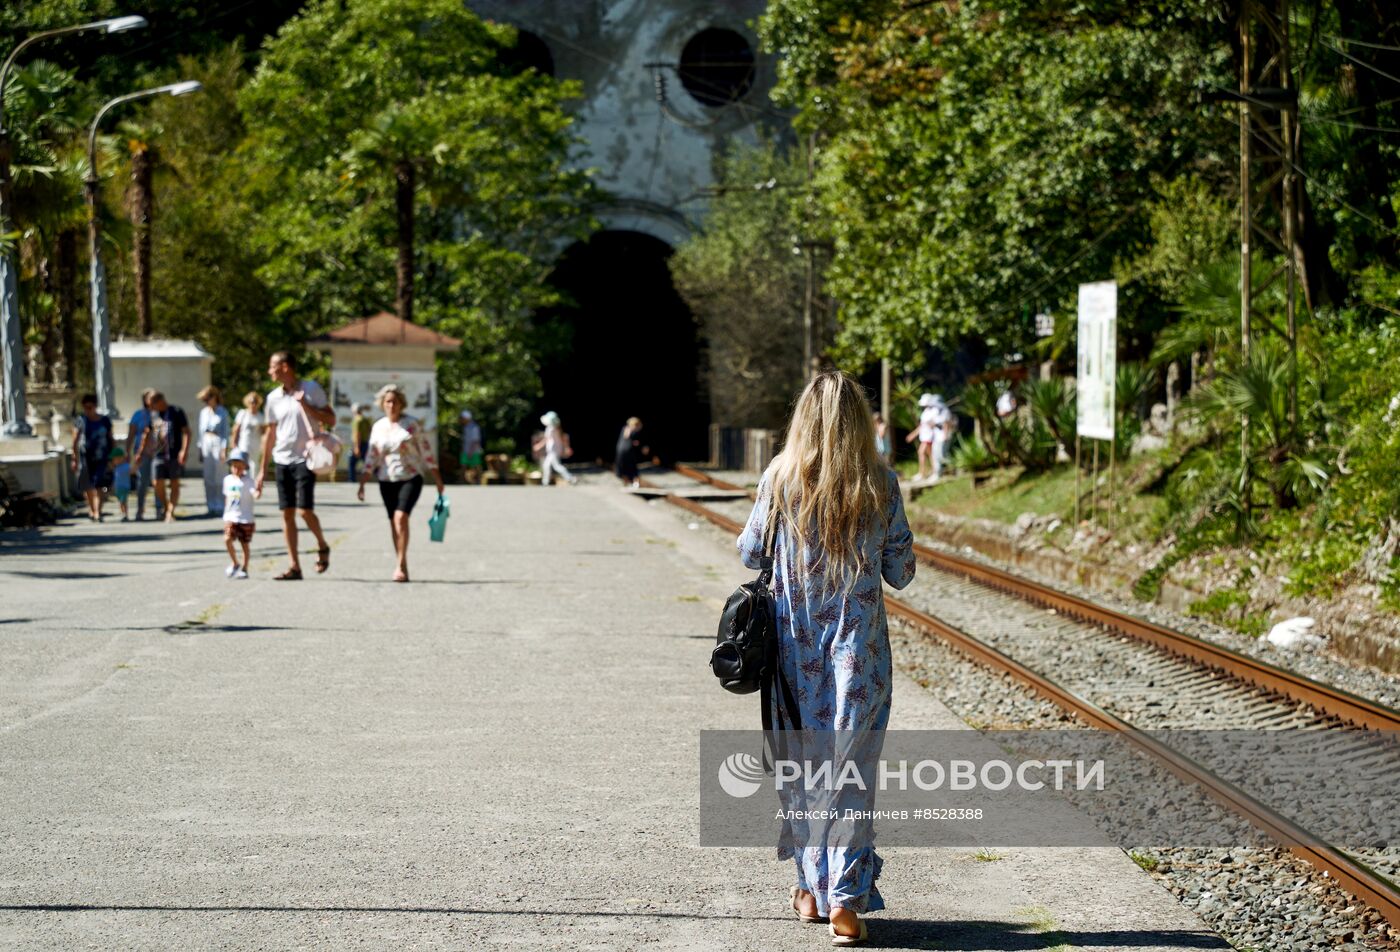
[829,920,868,947]
[790,886,825,923]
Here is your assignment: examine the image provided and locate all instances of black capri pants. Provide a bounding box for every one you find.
[378,475,423,517]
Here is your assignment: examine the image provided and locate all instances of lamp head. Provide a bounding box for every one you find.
[100,15,147,33]
[165,81,202,97]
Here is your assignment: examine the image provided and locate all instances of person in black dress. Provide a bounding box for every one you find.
[614,417,648,488]
[70,394,114,522]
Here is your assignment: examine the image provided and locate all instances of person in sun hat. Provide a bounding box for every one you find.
[222,448,256,580]
[532,410,576,486]
[903,392,948,483]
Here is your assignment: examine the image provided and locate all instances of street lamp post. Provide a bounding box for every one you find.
[85,81,200,419]
[0,15,146,437]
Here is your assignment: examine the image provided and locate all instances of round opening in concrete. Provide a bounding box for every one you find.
[500,29,555,76]
[678,28,754,107]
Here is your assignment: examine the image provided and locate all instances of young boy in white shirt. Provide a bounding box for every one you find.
[223,449,257,579]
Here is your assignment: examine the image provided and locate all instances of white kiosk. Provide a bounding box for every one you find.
[311,312,461,457]
[111,338,214,431]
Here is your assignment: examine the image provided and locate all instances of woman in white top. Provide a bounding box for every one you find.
[532,410,577,486]
[196,385,231,515]
[232,391,265,470]
[902,392,949,483]
[356,384,444,582]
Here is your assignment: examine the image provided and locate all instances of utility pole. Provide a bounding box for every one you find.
[1235,0,1304,516]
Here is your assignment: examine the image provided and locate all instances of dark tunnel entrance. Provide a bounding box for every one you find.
[535,231,709,466]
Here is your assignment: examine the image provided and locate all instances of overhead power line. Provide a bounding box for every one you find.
[1322,38,1400,88]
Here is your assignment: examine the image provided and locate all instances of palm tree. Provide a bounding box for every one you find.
[4,60,85,387]
[126,135,157,336]
[342,105,447,325]
[1179,341,1328,526]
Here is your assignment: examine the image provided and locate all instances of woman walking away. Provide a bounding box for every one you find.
[71,394,114,522]
[197,386,231,515]
[232,391,265,473]
[356,384,445,582]
[614,417,647,488]
[533,411,576,486]
[737,372,916,946]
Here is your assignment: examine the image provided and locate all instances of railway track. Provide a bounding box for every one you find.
[640,464,1400,930]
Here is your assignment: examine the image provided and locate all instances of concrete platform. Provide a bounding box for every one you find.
[0,483,1226,950]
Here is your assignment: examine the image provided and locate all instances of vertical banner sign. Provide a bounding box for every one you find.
[1076,281,1117,441]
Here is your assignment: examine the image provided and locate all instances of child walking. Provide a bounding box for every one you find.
[222,449,256,579]
[111,446,132,522]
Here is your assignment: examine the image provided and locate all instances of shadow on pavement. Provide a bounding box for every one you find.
[876,918,1225,949]
[2,570,127,579]
[0,906,1224,947]
[160,624,292,635]
[0,532,170,552]
[329,578,528,586]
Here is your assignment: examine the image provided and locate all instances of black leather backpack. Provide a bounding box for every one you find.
[710,512,802,741]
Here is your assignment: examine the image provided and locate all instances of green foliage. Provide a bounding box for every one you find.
[889,375,923,431]
[1182,342,1330,514]
[1023,377,1076,451]
[1186,583,1270,638]
[239,0,597,433]
[960,380,1057,472]
[949,433,998,473]
[1112,361,1153,461]
[670,141,808,428]
[760,0,1233,370]
[1127,176,1235,303]
[134,43,276,392]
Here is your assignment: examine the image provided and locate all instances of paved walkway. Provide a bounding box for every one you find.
[0,482,1226,950]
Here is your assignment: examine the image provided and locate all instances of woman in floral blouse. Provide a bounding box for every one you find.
[356,384,445,582]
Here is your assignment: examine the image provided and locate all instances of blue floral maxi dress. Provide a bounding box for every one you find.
[737,469,916,915]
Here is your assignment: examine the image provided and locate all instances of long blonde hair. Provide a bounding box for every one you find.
[767,372,890,589]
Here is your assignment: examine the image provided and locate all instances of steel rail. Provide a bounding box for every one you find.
[671,464,1400,734]
[650,468,1400,928]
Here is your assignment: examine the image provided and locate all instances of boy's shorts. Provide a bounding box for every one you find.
[115,489,130,504]
[223,522,255,544]
[460,452,484,469]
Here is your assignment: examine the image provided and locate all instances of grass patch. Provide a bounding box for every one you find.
[676,594,702,603]
[1013,906,1071,952]
[1185,584,1271,638]
[1129,850,1159,872]
[971,848,1003,863]
[905,463,1162,536]
[193,603,225,625]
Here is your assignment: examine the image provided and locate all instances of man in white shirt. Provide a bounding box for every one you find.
[255,351,336,580]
